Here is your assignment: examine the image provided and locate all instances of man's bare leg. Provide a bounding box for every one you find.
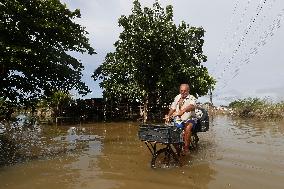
[183,123,193,154]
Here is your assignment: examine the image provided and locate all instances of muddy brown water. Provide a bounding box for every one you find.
[0,115,283,189]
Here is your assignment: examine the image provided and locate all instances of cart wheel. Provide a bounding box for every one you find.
[189,133,199,149]
[151,147,180,168]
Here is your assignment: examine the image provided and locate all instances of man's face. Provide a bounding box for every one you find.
[179,85,189,98]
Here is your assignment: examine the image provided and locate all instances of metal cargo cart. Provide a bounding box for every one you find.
[138,107,209,168]
[138,124,199,168]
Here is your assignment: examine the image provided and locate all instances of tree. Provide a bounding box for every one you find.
[48,90,73,117]
[93,0,215,121]
[0,0,95,106]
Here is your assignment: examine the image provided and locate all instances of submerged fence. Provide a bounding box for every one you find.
[39,98,170,125]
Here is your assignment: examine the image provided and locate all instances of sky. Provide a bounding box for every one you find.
[61,0,284,106]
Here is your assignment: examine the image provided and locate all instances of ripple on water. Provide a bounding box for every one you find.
[0,118,284,189]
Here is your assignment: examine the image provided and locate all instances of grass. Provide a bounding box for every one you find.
[228,98,284,120]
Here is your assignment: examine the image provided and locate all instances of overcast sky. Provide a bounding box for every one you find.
[61,0,284,105]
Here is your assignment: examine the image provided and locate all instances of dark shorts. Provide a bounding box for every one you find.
[185,119,197,131]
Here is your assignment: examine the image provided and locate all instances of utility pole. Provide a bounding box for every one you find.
[209,87,213,106]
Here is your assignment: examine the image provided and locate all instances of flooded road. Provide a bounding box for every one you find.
[0,115,283,189]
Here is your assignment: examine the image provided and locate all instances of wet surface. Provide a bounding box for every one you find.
[0,115,283,189]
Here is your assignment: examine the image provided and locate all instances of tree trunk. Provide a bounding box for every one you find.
[143,95,149,123]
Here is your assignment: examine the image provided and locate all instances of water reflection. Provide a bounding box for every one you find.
[0,116,283,189]
[0,122,104,189]
[95,122,217,189]
[210,116,284,189]
[0,118,103,165]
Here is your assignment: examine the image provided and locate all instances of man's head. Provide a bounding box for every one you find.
[179,84,190,99]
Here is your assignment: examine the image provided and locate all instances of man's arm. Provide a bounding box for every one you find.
[175,104,195,116]
[165,108,176,123]
[167,108,176,117]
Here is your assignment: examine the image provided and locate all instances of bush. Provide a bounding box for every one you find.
[229,98,284,120]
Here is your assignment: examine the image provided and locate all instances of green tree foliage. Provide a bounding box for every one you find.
[48,90,72,117]
[228,97,266,117]
[228,97,284,119]
[0,0,95,105]
[228,97,266,109]
[93,0,215,115]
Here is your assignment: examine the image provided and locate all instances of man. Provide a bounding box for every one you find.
[165,83,197,155]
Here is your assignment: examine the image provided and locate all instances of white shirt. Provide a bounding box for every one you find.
[170,94,196,121]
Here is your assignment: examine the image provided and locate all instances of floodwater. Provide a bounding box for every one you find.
[0,115,283,189]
